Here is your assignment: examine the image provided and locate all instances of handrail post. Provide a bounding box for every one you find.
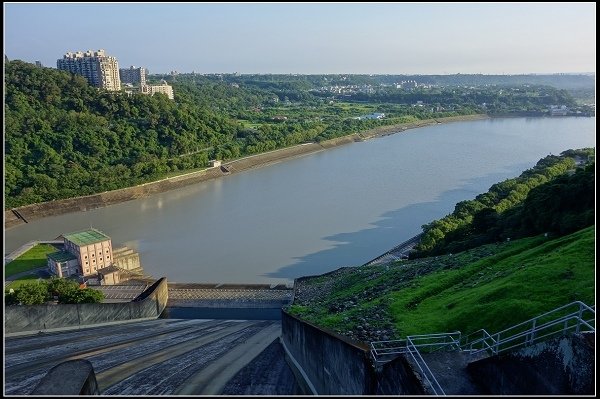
[494,333,500,355]
[576,304,583,333]
[529,319,536,345]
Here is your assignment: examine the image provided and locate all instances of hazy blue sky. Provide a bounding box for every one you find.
[4,3,596,74]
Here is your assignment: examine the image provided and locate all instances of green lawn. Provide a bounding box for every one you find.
[5,274,42,290]
[238,119,264,129]
[388,226,595,336]
[5,244,57,277]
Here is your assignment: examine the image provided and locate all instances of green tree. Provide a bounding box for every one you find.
[60,288,105,304]
[14,281,48,305]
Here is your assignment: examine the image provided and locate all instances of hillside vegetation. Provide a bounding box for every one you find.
[6,60,590,208]
[290,226,594,342]
[414,148,595,257]
[290,153,595,342]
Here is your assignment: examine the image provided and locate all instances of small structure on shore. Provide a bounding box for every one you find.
[47,228,145,285]
[210,159,222,168]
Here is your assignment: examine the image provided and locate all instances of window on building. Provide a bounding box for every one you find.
[84,255,87,259]
[93,259,95,263]
[85,261,88,265]
[85,269,89,273]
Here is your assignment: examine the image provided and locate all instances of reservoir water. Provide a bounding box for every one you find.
[5,117,595,284]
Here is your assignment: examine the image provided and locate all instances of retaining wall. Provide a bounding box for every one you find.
[280,310,427,395]
[467,333,595,395]
[281,310,375,395]
[5,277,169,335]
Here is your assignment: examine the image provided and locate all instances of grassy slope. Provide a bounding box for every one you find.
[5,244,57,277]
[290,226,594,338]
[390,226,594,336]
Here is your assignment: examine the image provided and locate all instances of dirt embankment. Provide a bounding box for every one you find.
[5,114,488,229]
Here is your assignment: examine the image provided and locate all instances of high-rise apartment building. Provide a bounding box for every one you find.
[57,49,121,91]
[120,65,147,86]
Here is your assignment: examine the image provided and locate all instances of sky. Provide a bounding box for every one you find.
[3,2,596,75]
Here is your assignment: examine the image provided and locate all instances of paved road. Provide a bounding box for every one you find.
[5,318,291,395]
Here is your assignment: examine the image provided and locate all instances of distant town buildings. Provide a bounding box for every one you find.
[35,60,43,68]
[141,79,174,100]
[120,65,147,86]
[354,113,385,121]
[57,49,121,91]
[549,105,569,116]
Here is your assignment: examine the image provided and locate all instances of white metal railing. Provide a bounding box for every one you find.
[369,301,595,396]
[461,301,595,357]
[371,332,460,396]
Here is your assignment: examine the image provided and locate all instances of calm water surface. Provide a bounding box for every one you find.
[5,117,595,284]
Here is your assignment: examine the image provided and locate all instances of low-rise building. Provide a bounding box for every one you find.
[47,229,145,285]
[549,105,569,116]
[140,80,174,100]
[63,228,113,276]
[47,251,80,278]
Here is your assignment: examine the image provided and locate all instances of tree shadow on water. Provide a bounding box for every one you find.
[263,164,532,280]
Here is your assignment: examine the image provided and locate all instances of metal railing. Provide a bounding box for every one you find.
[371,332,461,396]
[370,339,408,366]
[369,301,595,396]
[461,301,595,357]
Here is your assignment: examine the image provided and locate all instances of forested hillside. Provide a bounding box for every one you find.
[5,60,592,209]
[4,62,417,207]
[5,61,244,207]
[413,148,595,257]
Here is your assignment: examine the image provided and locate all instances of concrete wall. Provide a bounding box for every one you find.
[32,359,100,395]
[376,354,427,395]
[113,247,142,272]
[280,310,427,395]
[5,277,169,335]
[281,310,376,395]
[467,333,595,395]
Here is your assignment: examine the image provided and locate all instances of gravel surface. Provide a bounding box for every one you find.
[292,244,503,343]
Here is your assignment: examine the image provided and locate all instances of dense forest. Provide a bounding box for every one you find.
[169,72,595,91]
[4,60,593,208]
[413,148,595,257]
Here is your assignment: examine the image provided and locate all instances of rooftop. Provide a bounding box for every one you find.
[47,251,78,263]
[63,228,111,246]
[97,265,122,275]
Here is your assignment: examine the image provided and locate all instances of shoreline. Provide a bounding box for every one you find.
[5,114,488,229]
